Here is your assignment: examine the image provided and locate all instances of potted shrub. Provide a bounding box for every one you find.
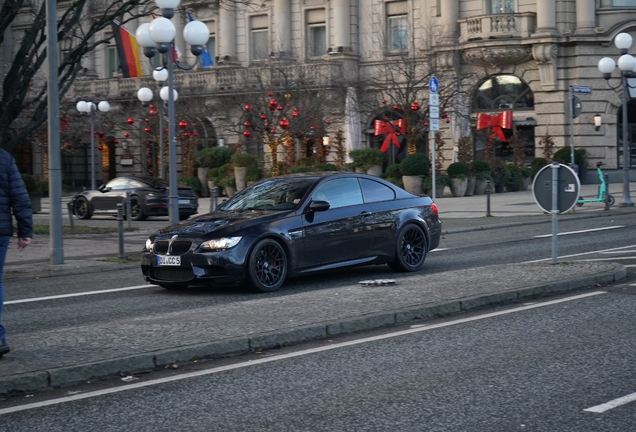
[447,162,470,197]
[530,157,548,179]
[230,152,258,192]
[246,167,263,186]
[349,148,386,176]
[178,176,202,197]
[490,158,509,193]
[553,147,588,184]
[194,146,233,196]
[471,160,491,195]
[505,164,523,192]
[423,174,450,197]
[399,153,430,195]
[216,163,236,197]
[382,164,402,187]
[21,173,42,213]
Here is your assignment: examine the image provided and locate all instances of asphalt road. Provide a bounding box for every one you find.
[1,290,635,431]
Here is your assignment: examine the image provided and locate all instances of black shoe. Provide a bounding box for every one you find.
[0,339,10,358]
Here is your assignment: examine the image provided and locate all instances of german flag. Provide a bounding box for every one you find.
[111,20,142,78]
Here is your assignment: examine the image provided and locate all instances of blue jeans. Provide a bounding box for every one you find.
[0,236,10,341]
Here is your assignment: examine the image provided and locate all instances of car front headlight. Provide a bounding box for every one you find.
[145,238,154,251]
[199,237,242,251]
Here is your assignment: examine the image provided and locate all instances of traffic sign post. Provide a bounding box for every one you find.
[532,163,581,263]
[567,85,592,170]
[429,76,439,200]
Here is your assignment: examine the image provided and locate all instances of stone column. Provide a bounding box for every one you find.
[219,6,236,60]
[575,0,596,35]
[534,0,556,35]
[440,0,459,37]
[274,0,291,54]
[332,0,351,50]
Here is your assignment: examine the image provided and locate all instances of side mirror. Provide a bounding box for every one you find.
[99,185,111,193]
[309,200,330,212]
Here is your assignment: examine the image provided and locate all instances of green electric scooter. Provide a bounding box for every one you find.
[576,162,615,207]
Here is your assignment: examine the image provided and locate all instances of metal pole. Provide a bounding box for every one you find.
[604,174,610,211]
[46,0,64,265]
[431,130,436,201]
[551,163,559,264]
[126,191,132,228]
[117,203,125,259]
[486,180,492,217]
[167,45,179,223]
[159,100,165,179]
[569,86,575,169]
[90,106,96,191]
[66,202,75,228]
[209,186,217,213]
[621,76,634,206]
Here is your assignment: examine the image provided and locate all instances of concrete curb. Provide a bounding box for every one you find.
[0,263,625,396]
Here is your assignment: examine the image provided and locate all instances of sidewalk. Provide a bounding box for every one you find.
[0,181,633,396]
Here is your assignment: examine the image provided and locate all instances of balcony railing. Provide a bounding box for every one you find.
[69,61,345,101]
[459,13,536,44]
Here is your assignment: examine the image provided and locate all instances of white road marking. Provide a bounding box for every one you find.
[573,257,636,262]
[599,250,636,255]
[523,244,636,263]
[4,285,156,305]
[533,226,624,238]
[584,392,636,413]
[0,291,606,416]
[430,248,449,252]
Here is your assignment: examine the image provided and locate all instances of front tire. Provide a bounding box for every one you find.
[388,223,427,272]
[608,194,616,207]
[247,239,287,293]
[73,197,92,219]
[576,196,584,207]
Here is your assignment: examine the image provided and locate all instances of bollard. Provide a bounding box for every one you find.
[209,186,218,213]
[604,174,610,211]
[486,180,492,217]
[125,191,132,228]
[66,201,75,228]
[117,202,125,259]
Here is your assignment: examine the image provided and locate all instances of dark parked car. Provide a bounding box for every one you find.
[71,176,198,221]
[141,172,441,292]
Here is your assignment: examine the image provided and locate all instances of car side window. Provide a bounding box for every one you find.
[106,178,129,190]
[127,180,146,188]
[311,178,363,209]
[360,179,395,203]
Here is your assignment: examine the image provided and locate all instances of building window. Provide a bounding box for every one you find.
[250,15,269,61]
[386,2,408,52]
[106,45,119,78]
[59,49,71,66]
[207,35,216,62]
[306,9,326,58]
[471,74,534,112]
[488,0,515,14]
[612,0,636,6]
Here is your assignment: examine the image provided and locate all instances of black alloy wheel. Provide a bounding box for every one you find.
[73,197,92,220]
[130,196,147,221]
[247,238,288,293]
[388,223,427,272]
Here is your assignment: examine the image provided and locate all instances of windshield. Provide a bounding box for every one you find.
[218,178,316,211]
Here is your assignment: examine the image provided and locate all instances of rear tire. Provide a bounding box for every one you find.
[388,223,427,272]
[73,197,92,219]
[247,239,287,293]
[608,194,616,207]
[576,196,584,207]
[130,196,147,221]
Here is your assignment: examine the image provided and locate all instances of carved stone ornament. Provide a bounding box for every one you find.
[462,46,533,67]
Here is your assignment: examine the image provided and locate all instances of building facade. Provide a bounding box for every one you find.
[5,0,636,186]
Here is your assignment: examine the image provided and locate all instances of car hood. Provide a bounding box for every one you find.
[151,210,282,239]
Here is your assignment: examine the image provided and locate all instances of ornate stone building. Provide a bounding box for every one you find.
[5,0,636,185]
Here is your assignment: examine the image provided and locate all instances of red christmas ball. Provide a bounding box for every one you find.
[183,131,190,138]
[326,119,331,125]
[145,118,149,122]
[310,125,315,130]
[164,127,169,133]
[98,131,105,137]
[98,145,104,151]
[446,118,451,123]
[279,119,289,129]
[424,122,429,127]
[268,91,274,97]
[243,121,251,127]
[393,105,400,111]
[291,110,299,118]
[269,99,277,106]
[34,133,39,137]
[193,131,198,137]
[113,139,119,144]
[127,118,134,125]
[243,130,251,137]
[381,99,387,104]
[144,127,151,133]
[148,169,153,175]
[260,114,267,120]
[149,109,157,115]
[244,104,252,111]
[269,129,276,134]
[411,102,420,111]
[277,105,283,111]
[178,120,188,129]
[124,132,129,138]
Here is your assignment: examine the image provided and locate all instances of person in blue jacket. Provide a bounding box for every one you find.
[0,148,33,358]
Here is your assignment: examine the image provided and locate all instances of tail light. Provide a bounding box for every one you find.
[430,202,438,215]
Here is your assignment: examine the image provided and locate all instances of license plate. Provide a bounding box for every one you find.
[157,255,181,266]
[178,199,190,205]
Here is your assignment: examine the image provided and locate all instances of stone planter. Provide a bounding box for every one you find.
[30,195,42,214]
[224,185,236,198]
[402,175,423,195]
[465,177,476,196]
[450,178,468,197]
[474,178,488,195]
[366,165,382,177]
[494,174,506,193]
[197,167,210,197]
[234,166,248,192]
[207,181,218,197]
[522,177,531,190]
[355,167,365,173]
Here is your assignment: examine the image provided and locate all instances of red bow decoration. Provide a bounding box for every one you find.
[476,111,513,142]
[374,119,407,152]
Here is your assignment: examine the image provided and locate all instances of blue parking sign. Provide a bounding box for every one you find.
[429,76,439,93]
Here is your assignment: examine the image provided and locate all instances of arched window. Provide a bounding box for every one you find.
[472,75,534,112]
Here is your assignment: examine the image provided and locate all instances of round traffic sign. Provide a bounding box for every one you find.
[532,163,580,213]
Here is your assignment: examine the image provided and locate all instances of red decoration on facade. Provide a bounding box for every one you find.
[374,119,407,152]
[381,99,387,104]
[243,130,251,137]
[150,109,157,115]
[279,119,289,129]
[260,114,267,120]
[476,111,513,143]
[124,132,129,138]
[183,132,190,138]
[127,118,135,125]
[244,121,251,127]
[113,139,119,144]
[98,145,104,151]
[178,120,188,129]
[144,127,151,133]
[393,105,400,111]
[411,102,420,111]
[291,110,299,117]
[277,105,283,111]
[445,118,451,123]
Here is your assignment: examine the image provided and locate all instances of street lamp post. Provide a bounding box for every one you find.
[136,1,209,223]
[76,100,110,190]
[598,32,635,207]
[138,68,175,179]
